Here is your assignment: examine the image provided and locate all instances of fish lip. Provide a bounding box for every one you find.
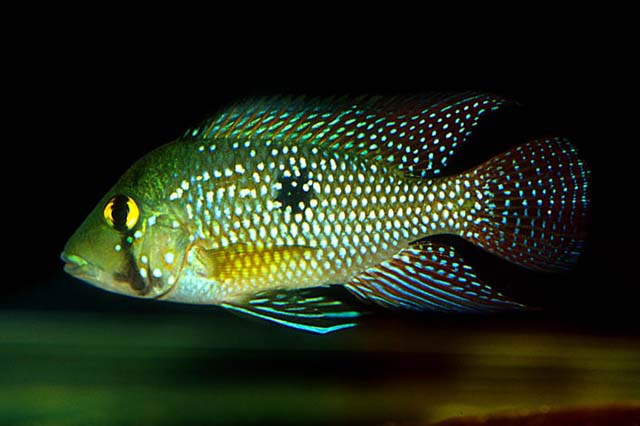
[61,252,97,278]
[61,252,145,298]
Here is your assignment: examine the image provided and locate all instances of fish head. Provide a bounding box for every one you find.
[62,156,191,300]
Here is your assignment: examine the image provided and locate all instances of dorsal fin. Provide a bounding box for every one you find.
[185,93,511,177]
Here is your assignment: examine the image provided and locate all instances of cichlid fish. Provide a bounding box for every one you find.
[62,93,590,333]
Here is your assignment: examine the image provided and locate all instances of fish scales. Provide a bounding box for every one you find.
[62,94,591,333]
[162,137,472,301]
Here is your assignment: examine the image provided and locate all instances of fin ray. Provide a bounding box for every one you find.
[222,303,357,334]
[345,243,523,312]
[460,137,591,272]
[222,288,363,334]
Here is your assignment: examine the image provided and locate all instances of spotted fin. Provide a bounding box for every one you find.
[195,244,315,281]
[345,243,524,312]
[222,288,362,334]
[185,93,511,177]
[461,137,591,272]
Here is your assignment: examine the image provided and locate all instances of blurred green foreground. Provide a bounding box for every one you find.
[1,310,638,426]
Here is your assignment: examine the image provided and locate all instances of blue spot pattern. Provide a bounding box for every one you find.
[465,137,591,272]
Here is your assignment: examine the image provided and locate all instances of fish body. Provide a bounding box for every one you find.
[62,94,590,333]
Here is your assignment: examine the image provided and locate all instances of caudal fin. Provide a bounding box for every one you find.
[460,137,591,272]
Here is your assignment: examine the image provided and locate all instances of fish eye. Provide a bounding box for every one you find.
[103,195,140,232]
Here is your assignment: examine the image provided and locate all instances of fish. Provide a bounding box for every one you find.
[61,93,591,334]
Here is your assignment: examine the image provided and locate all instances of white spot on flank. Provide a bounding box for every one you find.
[305,207,314,221]
[152,268,162,278]
[164,253,174,264]
[267,199,282,211]
[141,255,148,265]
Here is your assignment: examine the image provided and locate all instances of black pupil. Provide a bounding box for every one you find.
[110,195,130,231]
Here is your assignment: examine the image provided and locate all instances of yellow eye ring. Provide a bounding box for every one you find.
[103,195,140,232]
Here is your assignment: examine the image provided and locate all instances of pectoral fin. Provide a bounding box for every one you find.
[222,288,363,334]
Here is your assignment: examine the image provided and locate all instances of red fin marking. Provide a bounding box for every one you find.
[462,137,591,272]
[345,243,524,312]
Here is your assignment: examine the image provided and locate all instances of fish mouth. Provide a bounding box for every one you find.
[61,252,98,279]
[60,251,149,299]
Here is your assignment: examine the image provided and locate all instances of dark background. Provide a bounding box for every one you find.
[4,22,638,425]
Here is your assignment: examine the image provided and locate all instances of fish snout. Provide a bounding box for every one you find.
[61,252,93,277]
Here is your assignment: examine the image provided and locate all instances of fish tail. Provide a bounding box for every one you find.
[457,137,591,272]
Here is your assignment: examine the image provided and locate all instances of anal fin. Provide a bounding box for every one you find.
[345,242,524,312]
[222,287,363,334]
